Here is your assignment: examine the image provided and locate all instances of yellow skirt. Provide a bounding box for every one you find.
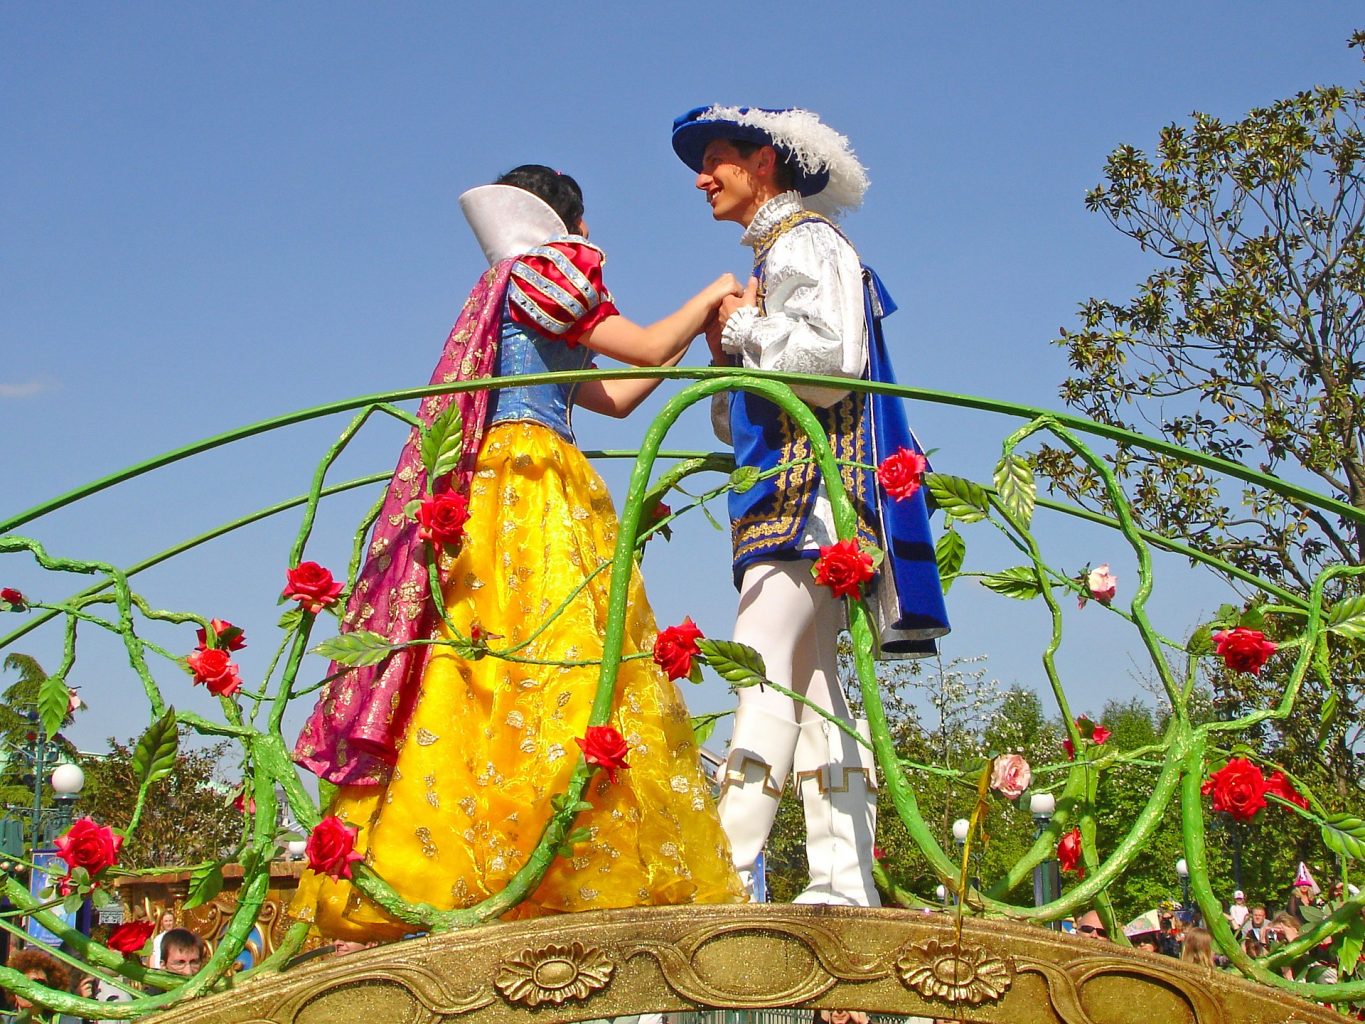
[292,421,743,939]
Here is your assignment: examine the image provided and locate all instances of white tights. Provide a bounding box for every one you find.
[732,559,851,726]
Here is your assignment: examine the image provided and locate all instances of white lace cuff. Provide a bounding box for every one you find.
[720,306,759,355]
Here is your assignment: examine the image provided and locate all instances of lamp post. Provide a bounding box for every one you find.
[1176,857,1190,911]
[1030,792,1059,926]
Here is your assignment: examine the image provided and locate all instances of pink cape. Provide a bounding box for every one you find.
[294,260,514,786]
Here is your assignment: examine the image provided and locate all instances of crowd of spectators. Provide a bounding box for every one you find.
[1078,876,1359,988]
[0,909,207,1024]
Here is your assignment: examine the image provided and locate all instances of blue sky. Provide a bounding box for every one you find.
[2,4,1361,757]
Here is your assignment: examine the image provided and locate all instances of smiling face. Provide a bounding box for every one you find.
[695,139,780,227]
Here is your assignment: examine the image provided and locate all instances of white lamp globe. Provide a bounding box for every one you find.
[935,884,947,901]
[286,839,308,859]
[50,763,85,796]
[1176,858,1189,878]
[1029,792,1056,817]
[952,818,971,843]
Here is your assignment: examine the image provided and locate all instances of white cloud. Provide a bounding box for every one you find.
[0,379,50,399]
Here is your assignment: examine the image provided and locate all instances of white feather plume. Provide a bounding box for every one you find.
[698,105,869,218]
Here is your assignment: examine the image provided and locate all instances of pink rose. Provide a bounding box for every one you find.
[1080,564,1117,608]
[989,753,1032,800]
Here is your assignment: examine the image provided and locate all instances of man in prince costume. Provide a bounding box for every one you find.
[671,106,951,906]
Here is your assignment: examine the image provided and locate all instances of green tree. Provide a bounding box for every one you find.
[1041,33,1365,793]
[77,736,243,869]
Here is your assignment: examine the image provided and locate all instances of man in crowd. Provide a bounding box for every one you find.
[1076,910,1110,940]
[1240,904,1269,944]
[160,928,205,977]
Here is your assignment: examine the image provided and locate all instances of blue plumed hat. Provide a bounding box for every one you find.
[671,105,869,217]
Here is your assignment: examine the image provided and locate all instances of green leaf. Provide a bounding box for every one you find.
[1238,604,1266,630]
[690,711,728,748]
[38,674,69,741]
[935,529,965,593]
[1187,623,1215,656]
[698,501,725,532]
[132,708,178,788]
[1321,813,1365,862]
[979,566,1044,600]
[729,466,761,493]
[925,473,990,524]
[62,892,82,915]
[402,499,422,521]
[90,886,112,909]
[696,639,768,690]
[277,608,304,633]
[1329,595,1365,639]
[1341,917,1365,977]
[183,863,225,910]
[420,404,464,485]
[993,454,1036,528]
[311,630,396,667]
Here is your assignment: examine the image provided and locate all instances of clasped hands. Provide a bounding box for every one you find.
[701,274,758,364]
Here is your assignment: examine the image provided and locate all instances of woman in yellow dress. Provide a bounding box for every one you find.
[292,166,745,938]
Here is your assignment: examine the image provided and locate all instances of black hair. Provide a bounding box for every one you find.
[728,140,797,192]
[495,164,584,233]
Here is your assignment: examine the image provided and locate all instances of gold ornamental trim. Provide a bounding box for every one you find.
[894,938,1013,1005]
[146,904,1346,1024]
[494,941,614,1007]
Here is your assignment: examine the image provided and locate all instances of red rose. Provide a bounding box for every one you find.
[0,588,27,610]
[417,492,471,548]
[877,448,928,501]
[196,618,246,652]
[1212,627,1276,675]
[813,539,876,599]
[1062,718,1109,760]
[106,919,155,956]
[232,786,256,815]
[282,562,344,614]
[575,724,631,783]
[305,816,364,880]
[1264,770,1309,811]
[1200,757,1267,822]
[647,501,673,542]
[1057,828,1084,877]
[186,647,243,697]
[55,818,122,876]
[653,617,704,681]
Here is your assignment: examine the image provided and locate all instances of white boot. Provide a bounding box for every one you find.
[791,717,881,907]
[717,704,801,897]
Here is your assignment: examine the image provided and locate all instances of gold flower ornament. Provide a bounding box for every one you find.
[495,941,615,1007]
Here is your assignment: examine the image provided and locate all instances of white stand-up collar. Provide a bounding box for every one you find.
[740,191,805,249]
[459,184,568,266]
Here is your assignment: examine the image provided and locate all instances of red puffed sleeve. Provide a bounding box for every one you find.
[507,241,620,347]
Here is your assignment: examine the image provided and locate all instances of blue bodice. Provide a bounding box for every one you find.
[486,302,594,442]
